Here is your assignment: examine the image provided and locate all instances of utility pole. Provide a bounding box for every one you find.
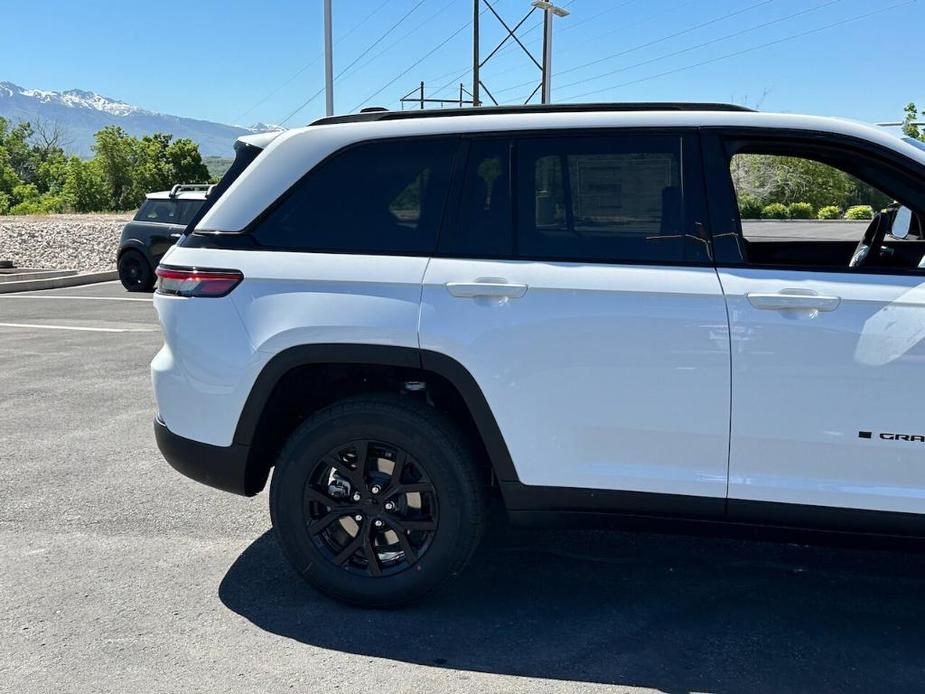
[324,0,334,116]
[472,0,481,107]
[532,1,569,104]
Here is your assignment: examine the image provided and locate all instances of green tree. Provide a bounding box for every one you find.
[63,157,109,213]
[903,102,922,141]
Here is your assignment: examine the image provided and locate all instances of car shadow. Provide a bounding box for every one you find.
[219,511,925,693]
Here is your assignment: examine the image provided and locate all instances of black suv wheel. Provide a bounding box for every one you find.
[118,250,154,292]
[270,395,487,607]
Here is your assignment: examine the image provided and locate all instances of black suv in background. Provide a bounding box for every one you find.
[117,184,209,291]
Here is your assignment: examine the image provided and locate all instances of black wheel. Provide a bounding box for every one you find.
[270,395,487,608]
[118,250,154,292]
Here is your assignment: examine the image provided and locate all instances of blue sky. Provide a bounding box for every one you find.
[2,0,922,127]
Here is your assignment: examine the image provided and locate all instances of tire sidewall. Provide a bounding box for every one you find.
[118,250,153,292]
[271,400,476,606]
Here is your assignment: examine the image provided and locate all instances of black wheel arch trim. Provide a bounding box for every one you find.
[231,344,522,485]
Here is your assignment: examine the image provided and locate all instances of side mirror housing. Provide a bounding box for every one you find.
[890,206,913,240]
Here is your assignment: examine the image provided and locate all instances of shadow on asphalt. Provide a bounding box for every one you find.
[219,513,925,692]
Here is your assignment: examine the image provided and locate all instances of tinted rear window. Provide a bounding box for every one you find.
[135,200,179,222]
[178,200,205,225]
[516,134,702,263]
[252,138,457,254]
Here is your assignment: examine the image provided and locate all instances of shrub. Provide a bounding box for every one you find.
[0,192,9,215]
[737,193,764,219]
[787,202,814,219]
[761,202,790,219]
[817,205,841,220]
[9,192,66,215]
[845,205,874,220]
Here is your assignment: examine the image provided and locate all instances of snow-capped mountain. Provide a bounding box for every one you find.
[0,81,281,157]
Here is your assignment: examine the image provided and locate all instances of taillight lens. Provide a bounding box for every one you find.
[155,266,243,297]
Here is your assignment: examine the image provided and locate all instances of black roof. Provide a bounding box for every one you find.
[310,102,755,127]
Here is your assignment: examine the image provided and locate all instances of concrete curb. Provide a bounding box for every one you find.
[0,269,79,284]
[0,270,119,294]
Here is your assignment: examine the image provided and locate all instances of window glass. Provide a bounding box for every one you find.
[252,138,456,254]
[178,200,205,225]
[135,200,179,222]
[731,154,894,242]
[728,151,925,270]
[516,135,697,263]
[441,139,513,256]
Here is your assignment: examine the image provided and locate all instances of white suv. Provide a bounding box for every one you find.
[152,104,925,607]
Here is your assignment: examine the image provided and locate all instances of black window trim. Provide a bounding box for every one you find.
[187,127,719,269]
[702,126,925,277]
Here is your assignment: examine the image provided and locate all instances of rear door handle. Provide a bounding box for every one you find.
[746,290,841,312]
[446,281,528,299]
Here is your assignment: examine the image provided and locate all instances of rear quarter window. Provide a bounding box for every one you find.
[251,138,457,254]
[135,200,180,223]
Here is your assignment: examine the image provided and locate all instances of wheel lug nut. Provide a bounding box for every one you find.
[374,519,384,528]
[370,485,381,495]
[354,514,363,522]
[352,492,361,501]
[384,502,395,511]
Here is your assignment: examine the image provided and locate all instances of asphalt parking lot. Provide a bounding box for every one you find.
[3,280,925,693]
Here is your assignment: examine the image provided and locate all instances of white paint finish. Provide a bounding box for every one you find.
[152,246,427,446]
[420,259,731,496]
[152,288,264,446]
[200,110,925,233]
[720,268,925,514]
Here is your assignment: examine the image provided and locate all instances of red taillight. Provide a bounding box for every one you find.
[155,266,243,297]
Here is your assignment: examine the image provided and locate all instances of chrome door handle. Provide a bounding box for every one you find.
[445,281,528,299]
[746,290,841,312]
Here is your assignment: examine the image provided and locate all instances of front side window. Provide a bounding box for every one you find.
[515,134,704,263]
[252,138,456,254]
[726,147,925,271]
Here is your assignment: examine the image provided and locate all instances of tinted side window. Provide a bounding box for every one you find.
[441,138,513,257]
[135,200,179,223]
[253,138,456,254]
[178,200,205,225]
[516,134,702,263]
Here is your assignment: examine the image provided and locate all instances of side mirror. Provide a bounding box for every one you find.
[890,206,913,240]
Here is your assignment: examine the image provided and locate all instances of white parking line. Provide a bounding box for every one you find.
[0,295,153,302]
[0,322,158,333]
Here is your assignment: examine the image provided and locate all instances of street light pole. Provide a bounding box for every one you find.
[324,0,334,116]
[532,1,569,105]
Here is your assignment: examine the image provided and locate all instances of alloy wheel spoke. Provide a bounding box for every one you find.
[392,517,437,532]
[363,532,382,577]
[388,482,434,498]
[307,510,342,536]
[304,485,334,507]
[333,531,365,567]
[388,451,407,489]
[386,519,419,563]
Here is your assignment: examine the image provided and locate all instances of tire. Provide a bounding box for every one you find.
[118,250,154,292]
[270,394,487,608]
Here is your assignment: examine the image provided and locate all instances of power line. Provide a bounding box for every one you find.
[234,3,390,123]
[354,0,519,112]
[564,0,916,102]
[280,0,429,125]
[554,0,843,97]
[352,20,475,112]
[491,0,776,97]
[339,0,459,83]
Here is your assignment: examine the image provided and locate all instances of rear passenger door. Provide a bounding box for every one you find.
[420,131,732,502]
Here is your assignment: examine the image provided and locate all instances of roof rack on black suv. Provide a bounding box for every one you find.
[169,183,213,198]
[310,101,755,126]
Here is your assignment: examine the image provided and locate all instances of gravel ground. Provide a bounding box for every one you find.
[0,213,132,271]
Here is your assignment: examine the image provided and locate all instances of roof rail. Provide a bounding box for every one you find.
[169,183,212,197]
[310,102,755,126]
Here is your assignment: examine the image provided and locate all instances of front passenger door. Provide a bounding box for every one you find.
[705,132,925,521]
